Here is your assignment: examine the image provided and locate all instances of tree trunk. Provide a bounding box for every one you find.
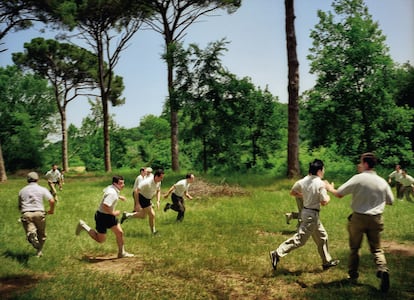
[167,44,179,172]
[285,0,300,178]
[0,141,7,182]
[103,97,111,172]
[97,38,111,173]
[60,108,69,172]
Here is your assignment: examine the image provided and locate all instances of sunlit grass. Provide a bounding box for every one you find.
[1,171,413,299]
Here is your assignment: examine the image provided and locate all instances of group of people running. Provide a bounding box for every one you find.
[17,153,404,293]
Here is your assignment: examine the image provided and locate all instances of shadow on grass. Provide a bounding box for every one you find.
[80,255,118,263]
[2,250,32,267]
[313,278,376,291]
[0,274,43,300]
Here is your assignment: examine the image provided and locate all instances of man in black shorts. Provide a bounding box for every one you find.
[76,175,134,258]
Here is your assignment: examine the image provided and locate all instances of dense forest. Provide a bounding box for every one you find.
[0,0,413,177]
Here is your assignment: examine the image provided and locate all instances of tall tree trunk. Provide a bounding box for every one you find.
[60,109,69,172]
[168,61,179,172]
[0,141,7,182]
[166,42,179,172]
[285,0,300,178]
[103,97,111,172]
[97,38,111,172]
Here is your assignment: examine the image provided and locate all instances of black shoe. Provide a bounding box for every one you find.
[322,259,340,270]
[164,203,170,212]
[377,271,390,293]
[120,211,128,224]
[269,251,280,271]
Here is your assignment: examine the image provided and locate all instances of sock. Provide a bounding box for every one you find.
[82,223,91,232]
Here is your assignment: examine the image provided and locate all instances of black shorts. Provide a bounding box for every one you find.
[139,193,152,208]
[95,211,117,234]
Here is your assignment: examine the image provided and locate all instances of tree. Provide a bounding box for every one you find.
[174,41,285,172]
[285,0,300,178]
[0,0,49,181]
[0,66,56,172]
[0,0,48,52]
[13,37,99,172]
[143,0,241,171]
[304,0,413,164]
[34,0,149,172]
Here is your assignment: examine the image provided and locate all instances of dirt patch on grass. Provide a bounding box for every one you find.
[382,240,414,256]
[190,178,249,197]
[81,254,144,275]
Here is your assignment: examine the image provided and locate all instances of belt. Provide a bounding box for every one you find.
[304,207,320,212]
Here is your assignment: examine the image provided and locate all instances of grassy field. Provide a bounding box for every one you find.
[1,170,413,299]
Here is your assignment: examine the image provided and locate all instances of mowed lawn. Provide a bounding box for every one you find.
[1,171,413,299]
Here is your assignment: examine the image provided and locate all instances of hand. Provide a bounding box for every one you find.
[113,210,120,217]
[47,210,54,215]
[119,195,126,201]
[324,180,334,192]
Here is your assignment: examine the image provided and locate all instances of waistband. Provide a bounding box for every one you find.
[353,211,382,217]
[304,207,320,212]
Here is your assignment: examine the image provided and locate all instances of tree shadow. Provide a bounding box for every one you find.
[0,274,43,300]
[313,278,376,291]
[2,250,31,267]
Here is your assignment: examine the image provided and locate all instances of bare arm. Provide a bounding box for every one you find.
[324,181,344,198]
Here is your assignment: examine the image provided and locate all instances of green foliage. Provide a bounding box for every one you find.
[0,66,56,171]
[303,0,413,166]
[171,40,287,173]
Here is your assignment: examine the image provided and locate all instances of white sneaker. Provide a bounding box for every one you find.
[118,251,134,258]
[76,220,86,235]
[36,250,43,257]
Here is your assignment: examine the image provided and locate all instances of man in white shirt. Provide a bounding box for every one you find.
[269,159,339,272]
[388,164,403,199]
[399,169,414,202]
[163,173,195,222]
[326,152,394,292]
[75,175,134,258]
[45,164,62,201]
[121,169,165,234]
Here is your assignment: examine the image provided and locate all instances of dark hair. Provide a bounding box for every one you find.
[140,167,145,172]
[308,159,324,175]
[154,169,165,177]
[112,175,124,184]
[361,152,377,169]
[185,173,193,179]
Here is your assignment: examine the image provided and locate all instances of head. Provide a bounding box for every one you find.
[395,164,401,171]
[27,172,39,183]
[401,169,408,177]
[186,173,195,183]
[308,159,325,177]
[112,175,125,190]
[359,152,377,170]
[52,164,58,171]
[140,167,146,175]
[153,169,165,183]
[146,167,153,176]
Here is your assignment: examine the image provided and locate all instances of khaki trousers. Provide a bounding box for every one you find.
[21,211,46,250]
[347,212,388,277]
[276,209,332,264]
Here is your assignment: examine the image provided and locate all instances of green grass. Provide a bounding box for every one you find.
[1,171,414,299]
